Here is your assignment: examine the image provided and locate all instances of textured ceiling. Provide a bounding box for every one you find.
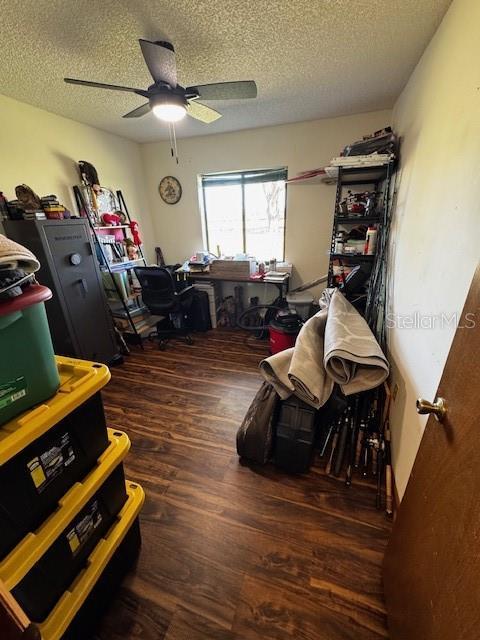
[0,0,451,142]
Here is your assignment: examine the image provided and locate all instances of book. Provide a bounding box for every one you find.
[330,153,394,167]
[264,271,289,281]
[23,212,46,220]
[111,304,147,319]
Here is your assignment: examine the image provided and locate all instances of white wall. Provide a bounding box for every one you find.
[140,110,391,297]
[388,0,479,499]
[0,94,155,261]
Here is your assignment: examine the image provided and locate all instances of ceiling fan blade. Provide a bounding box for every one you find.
[186,100,222,124]
[122,102,151,118]
[186,80,257,101]
[64,78,144,94]
[139,39,177,87]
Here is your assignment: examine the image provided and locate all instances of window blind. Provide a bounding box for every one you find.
[201,167,287,188]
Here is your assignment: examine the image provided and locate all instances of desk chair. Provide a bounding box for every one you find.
[134,266,194,350]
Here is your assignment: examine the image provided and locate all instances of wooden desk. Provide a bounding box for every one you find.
[187,273,258,283]
[176,271,290,296]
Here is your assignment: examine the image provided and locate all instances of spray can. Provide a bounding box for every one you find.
[364,226,378,255]
[334,232,345,254]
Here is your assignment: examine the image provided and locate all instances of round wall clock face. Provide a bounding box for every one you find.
[159,176,182,204]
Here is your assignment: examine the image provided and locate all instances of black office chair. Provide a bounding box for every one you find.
[134,266,194,350]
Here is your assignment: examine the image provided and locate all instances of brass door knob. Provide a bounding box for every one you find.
[416,397,447,422]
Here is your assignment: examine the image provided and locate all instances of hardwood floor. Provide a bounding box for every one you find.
[96,329,391,640]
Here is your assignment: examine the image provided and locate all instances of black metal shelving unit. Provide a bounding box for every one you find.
[327,163,395,348]
[335,215,381,225]
[73,185,151,346]
[330,253,376,262]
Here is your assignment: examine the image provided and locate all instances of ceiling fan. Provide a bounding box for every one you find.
[64,39,257,125]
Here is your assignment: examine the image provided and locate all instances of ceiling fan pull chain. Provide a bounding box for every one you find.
[172,123,179,164]
[168,123,174,158]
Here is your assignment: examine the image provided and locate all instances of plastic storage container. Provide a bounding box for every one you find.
[62,517,141,640]
[0,357,111,560]
[286,292,314,321]
[12,464,128,622]
[0,285,60,426]
[0,429,130,591]
[38,481,144,640]
[0,355,110,467]
[274,395,318,473]
[0,394,109,559]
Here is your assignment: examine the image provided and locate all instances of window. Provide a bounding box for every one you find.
[199,167,287,261]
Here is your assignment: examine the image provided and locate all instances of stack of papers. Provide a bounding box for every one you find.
[264,271,289,282]
[330,153,394,167]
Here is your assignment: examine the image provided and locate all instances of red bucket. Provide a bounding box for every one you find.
[269,325,297,354]
[268,311,301,354]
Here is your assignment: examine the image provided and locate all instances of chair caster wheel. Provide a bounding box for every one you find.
[185,336,194,345]
[159,341,167,351]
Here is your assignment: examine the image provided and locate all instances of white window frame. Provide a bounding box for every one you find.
[198,167,288,259]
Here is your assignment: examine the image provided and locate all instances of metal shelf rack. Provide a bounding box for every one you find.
[327,162,395,348]
[72,186,148,345]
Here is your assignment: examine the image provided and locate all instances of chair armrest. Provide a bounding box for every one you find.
[175,285,195,298]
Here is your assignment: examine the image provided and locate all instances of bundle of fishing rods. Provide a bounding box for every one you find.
[318,384,393,516]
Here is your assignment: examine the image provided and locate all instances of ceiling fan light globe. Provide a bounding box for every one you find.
[152,103,186,122]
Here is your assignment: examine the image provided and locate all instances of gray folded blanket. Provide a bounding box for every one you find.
[260,289,389,408]
[323,290,389,394]
[259,347,295,399]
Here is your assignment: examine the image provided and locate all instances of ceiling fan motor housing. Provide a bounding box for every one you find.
[149,89,187,110]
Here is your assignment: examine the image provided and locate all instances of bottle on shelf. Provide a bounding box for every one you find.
[334,232,346,254]
[364,226,378,255]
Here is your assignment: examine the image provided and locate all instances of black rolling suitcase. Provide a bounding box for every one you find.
[188,290,211,331]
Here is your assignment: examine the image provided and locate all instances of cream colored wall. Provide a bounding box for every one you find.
[0,94,155,261]
[5,21,476,505]
[140,110,391,297]
[0,92,390,297]
[388,0,479,499]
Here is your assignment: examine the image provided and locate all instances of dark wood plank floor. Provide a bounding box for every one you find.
[96,329,391,640]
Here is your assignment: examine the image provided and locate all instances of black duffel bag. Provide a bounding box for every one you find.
[236,382,279,464]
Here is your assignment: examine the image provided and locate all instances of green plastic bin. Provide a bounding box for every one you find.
[0,284,60,426]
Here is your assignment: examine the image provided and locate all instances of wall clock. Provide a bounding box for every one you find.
[159,176,182,204]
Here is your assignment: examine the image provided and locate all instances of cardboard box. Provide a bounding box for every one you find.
[209,259,256,278]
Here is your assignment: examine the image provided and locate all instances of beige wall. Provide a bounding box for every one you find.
[0,94,155,261]
[4,6,477,505]
[388,0,479,499]
[140,110,391,297]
